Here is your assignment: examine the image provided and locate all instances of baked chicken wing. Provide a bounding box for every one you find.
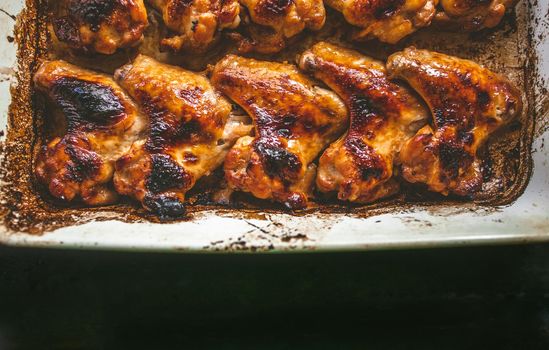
[148,0,241,52]
[387,48,522,196]
[52,0,149,54]
[434,0,517,31]
[235,0,326,53]
[211,55,348,209]
[326,0,437,44]
[299,42,429,203]
[34,60,147,205]
[113,55,250,217]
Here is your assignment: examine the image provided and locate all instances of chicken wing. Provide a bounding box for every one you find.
[34,60,147,205]
[148,0,241,52]
[211,54,348,209]
[387,48,522,196]
[113,55,250,217]
[235,0,326,53]
[298,42,429,203]
[52,0,149,54]
[326,0,437,44]
[434,0,517,31]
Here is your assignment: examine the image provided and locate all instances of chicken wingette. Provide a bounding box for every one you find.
[299,42,429,202]
[34,60,147,205]
[387,47,522,196]
[113,55,251,217]
[52,0,149,54]
[147,0,240,52]
[211,54,348,209]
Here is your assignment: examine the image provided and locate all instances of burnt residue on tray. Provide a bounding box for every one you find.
[0,0,541,234]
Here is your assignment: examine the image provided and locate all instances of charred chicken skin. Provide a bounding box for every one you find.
[148,0,241,52]
[326,0,437,44]
[113,55,250,217]
[52,0,149,54]
[34,60,147,205]
[387,48,522,196]
[212,55,348,209]
[235,0,326,53]
[434,0,517,31]
[299,42,429,203]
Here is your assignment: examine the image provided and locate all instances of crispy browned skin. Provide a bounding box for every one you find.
[211,55,348,209]
[326,0,437,43]
[113,55,250,217]
[235,0,326,53]
[434,0,517,31]
[52,0,149,54]
[299,42,429,203]
[148,0,241,52]
[34,60,147,205]
[387,48,522,196]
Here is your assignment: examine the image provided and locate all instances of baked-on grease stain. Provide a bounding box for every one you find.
[0,0,540,234]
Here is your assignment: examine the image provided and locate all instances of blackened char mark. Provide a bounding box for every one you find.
[349,94,376,124]
[348,94,386,138]
[329,63,392,136]
[252,106,297,137]
[176,119,203,141]
[283,192,307,210]
[147,154,191,194]
[422,70,493,129]
[134,90,204,152]
[437,137,474,180]
[168,0,195,19]
[63,137,102,183]
[345,137,386,181]
[50,77,126,131]
[144,195,186,219]
[177,87,204,105]
[475,89,491,110]
[53,17,81,47]
[255,0,292,18]
[254,139,302,183]
[372,0,405,19]
[70,0,117,32]
[146,115,203,152]
[251,107,302,182]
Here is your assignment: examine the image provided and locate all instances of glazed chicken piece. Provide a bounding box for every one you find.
[34,60,147,205]
[211,55,348,209]
[298,42,429,203]
[113,55,251,217]
[434,0,517,31]
[387,48,522,196]
[52,0,149,54]
[326,0,437,44]
[235,0,326,53]
[148,0,241,52]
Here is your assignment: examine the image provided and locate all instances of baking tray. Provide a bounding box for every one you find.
[0,0,547,252]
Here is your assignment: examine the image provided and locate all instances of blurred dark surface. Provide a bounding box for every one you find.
[1,243,549,349]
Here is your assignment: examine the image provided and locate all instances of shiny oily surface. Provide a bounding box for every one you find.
[0,0,547,252]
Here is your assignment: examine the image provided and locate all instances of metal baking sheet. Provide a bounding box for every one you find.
[0,0,547,252]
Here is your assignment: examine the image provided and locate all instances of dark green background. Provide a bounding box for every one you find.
[1,243,548,349]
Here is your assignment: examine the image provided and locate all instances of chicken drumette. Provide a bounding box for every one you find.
[299,42,429,203]
[387,47,522,196]
[434,0,517,31]
[148,0,241,52]
[52,0,149,54]
[234,0,326,53]
[34,60,147,205]
[326,0,437,44]
[212,54,348,209]
[113,55,251,217]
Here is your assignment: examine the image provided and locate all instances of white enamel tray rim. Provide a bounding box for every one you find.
[0,0,547,252]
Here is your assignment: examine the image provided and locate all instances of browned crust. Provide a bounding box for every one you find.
[0,0,538,234]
